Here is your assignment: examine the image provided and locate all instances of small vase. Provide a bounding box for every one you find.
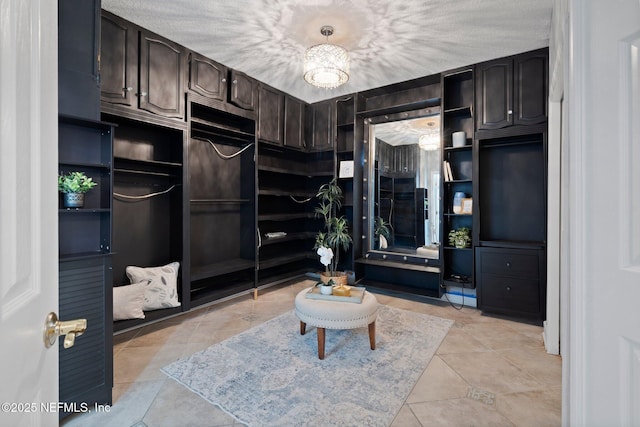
[453,192,465,214]
[63,192,84,208]
[319,285,333,295]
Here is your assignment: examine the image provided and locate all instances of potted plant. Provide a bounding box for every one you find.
[58,171,97,208]
[313,178,352,287]
[448,227,471,249]
[373,216,391,249]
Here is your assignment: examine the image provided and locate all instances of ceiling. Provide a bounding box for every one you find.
[102,0,553,104]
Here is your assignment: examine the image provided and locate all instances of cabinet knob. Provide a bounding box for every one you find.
[232,79,237,84]
[506,262,511,268]
[137,91,147,97]
[124,87,133,92]
[506,286,511,291]
[221,78,226,83]
[507,110,513,115]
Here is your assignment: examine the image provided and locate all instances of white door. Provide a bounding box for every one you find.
[562,0,640,425]
[0,0,59,426]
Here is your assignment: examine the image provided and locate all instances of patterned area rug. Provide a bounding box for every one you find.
[161,304,453,427]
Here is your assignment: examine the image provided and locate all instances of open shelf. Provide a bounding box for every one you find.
[191,258,255,281]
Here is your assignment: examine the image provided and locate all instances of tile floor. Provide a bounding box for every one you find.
[61,279,561,427]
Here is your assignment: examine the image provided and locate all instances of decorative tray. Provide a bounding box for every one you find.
[305,286,366,304]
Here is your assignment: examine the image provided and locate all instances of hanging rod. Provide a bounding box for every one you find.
[192,136,254,160]
[113,185,176,201]
[290,195,313,204]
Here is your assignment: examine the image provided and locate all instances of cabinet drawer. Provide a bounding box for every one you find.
[477,250,540,278]
[480,274,540,314]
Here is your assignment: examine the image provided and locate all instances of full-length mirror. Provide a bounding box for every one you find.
[366,113,441,259]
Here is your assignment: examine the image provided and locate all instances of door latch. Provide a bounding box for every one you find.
[43,312,87,349]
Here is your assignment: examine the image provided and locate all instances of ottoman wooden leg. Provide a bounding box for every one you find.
[317,327,326,360]
[368,321,376,350]
[300,321,306,335]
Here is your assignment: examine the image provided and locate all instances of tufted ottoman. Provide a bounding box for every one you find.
[294,287,378,359]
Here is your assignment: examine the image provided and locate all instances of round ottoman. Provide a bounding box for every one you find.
[294,287,378,359]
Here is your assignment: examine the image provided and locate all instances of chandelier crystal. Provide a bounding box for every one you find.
[304,26,350,89]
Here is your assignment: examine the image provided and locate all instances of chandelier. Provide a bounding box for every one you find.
[304,26,350,89]
[418,131,440,151]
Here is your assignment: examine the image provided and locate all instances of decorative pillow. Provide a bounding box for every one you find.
[126,262,181,311]
[113,281,148,321]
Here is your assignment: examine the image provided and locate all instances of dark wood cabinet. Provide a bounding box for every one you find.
[229,70,256,110]
[284,96,305,150]
[100,11,185,120]
[58,0,100,119]
[476,247,546,320]
[258,85,284,145]
[306,99,335,151]
[188,51,228,102]
[138,31,185,119]
[58,114,114,419]
[59,256,113,419]
[100,11,137,107]
[476,48,548,130]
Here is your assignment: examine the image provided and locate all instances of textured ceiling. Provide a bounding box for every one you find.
[102,0,553,104]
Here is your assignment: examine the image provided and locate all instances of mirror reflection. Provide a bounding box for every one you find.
[368,114,441,259]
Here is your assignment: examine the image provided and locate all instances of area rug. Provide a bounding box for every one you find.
[161,304,454,427]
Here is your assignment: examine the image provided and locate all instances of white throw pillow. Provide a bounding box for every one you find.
[113,281,147,321]
[126,262,181,311]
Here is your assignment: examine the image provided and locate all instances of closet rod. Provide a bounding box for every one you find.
[113,185,176,201]
[192,136,254,160]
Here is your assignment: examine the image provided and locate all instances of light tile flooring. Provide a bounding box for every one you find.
[62,279,561,427]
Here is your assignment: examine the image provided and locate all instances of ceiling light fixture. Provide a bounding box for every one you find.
[304,26,350,89]
[418,131,440,151]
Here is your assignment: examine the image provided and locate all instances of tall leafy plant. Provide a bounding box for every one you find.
[313,178,352,276]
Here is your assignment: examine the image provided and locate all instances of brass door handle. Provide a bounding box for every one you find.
[43,312,87,349]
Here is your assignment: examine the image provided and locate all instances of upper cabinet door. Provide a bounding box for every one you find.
[284,96,305,151]
[476,58,513,130]
[229,70,256,110]
[188,52,227,102]
[139,31,185,119]
[307,100,335,152]
[476,49,548,131]
[257,85,284,145]
[513,50,548,126]
[100,12,137,107]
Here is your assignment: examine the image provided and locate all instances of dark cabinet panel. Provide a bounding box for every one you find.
[58,0,100,119]
[229,70,256,110]
[139,32,184,119]
[188,52,227,101]
[100,11,185,120]
[307,100,334,151]
[284,96,305,150]
[476,59,512,130]
[514,50,548,126]
[100,11,137,107]
[476,247,545,320]
[59,257,113,419]
[476,48,548,131]
[258,85,284,145]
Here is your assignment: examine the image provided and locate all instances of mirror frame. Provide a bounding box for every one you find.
[362,106,442,266]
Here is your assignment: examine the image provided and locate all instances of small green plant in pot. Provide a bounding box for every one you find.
[58,171,97,208]
[448,227,471,249]
[313,178,352,286]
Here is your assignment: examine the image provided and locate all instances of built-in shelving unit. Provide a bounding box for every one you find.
[441,67,475,288]
[256,145,333,286]
[188,102,256,306]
